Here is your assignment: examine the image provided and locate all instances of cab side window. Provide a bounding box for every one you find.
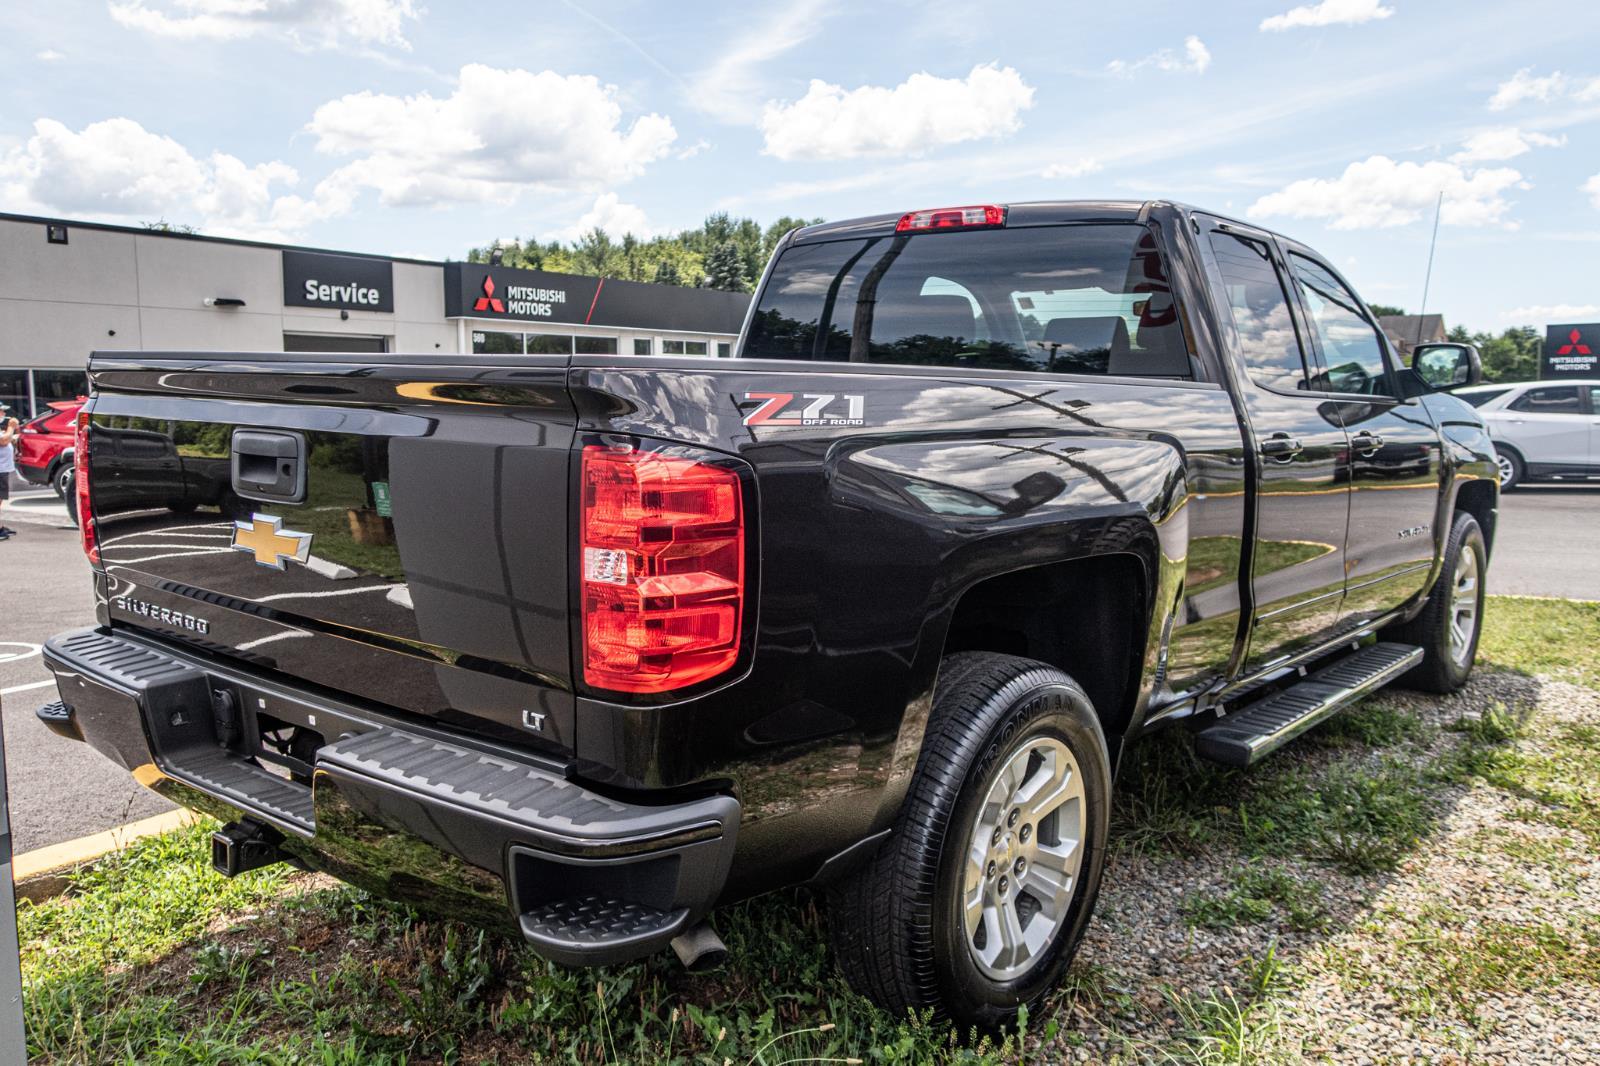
[1509,386,1581,414]
[1208,232,1312,392]
[1288,254,1393,397]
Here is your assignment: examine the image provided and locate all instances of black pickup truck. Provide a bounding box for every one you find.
[41,200,1497,1026]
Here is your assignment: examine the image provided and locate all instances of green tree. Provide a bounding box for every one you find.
[571,228,618,276]
[704,240,747,292]
[652,257,681,286]
[1367,303,1407,319]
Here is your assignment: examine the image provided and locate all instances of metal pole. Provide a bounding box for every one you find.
[1415,190,1444,350]
[0,700,29,1064]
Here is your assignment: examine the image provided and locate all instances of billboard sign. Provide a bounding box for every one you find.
[1542,323,1600,378]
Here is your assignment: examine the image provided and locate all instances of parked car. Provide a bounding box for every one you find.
[38,200,1498,1027]
[1453,379,1600,490]
[14,397,85,498]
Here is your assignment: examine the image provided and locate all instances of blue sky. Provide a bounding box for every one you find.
[3,0,1599,332]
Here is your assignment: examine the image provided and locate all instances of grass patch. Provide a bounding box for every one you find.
[1479,595,1600,687]
[1183,866,1327,933]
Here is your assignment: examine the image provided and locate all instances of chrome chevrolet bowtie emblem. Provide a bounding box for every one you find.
[232,513,313,570]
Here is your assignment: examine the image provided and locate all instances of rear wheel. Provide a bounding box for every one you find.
[1384,511,1486,693]
[52,461,74,500]
[1495,447,1523,491]
[828,652,1110,1028]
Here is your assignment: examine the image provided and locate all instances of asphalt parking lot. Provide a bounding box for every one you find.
[1,475,1595,854]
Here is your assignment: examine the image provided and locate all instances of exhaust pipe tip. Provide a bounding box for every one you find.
[670,921,727,972]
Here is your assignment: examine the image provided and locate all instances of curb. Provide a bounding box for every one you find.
[12,809,197,902]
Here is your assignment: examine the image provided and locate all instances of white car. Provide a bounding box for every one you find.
[1455,379,1600,490]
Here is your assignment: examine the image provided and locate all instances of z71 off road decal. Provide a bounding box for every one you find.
[742,392,865,427]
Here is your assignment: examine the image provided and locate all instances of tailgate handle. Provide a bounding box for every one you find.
[232,430,307,504]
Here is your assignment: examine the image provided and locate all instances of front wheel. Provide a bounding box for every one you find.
[1385,511,1486,693]
[828,652,1110,1028]
[52,461,74,499]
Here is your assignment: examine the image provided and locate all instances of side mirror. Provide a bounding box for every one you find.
[1411,342,1482,391]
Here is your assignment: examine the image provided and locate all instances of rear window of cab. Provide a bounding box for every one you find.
[741,224,1195,379]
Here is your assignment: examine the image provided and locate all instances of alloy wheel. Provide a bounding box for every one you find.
[960,735,1085,982]
[1449,543,1480,667]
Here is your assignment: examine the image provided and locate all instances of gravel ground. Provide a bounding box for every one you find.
[1052,670,1600,1064]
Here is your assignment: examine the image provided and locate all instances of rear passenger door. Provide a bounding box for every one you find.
[1280,247,1443,628]
[1502,385,1590,467]
[1200,220,1351,673]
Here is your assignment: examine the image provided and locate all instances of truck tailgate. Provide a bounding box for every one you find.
[83,352,578,757]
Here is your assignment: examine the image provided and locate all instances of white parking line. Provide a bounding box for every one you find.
[107,548,234,565]
[0,642,42,665]
[1,679,54,696]
[255,583,402,603]
[101,542,237,552]
[97,530,231,546]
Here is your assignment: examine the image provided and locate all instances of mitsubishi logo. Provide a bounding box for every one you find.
[473,274,505,313]
[1557,329,1593,356]
[232,513,313,570]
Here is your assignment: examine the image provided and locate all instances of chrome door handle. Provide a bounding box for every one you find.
[1352,431,1385,455]
[1258,435,1303,461]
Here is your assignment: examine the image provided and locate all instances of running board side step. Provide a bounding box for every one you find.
[1195,642,1423,767]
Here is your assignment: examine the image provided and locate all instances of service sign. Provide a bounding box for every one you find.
[1542,322,1600,378]
[283,250,394,313]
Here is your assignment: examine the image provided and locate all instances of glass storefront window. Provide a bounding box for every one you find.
[663,340,709,356]
[717,342,731,358]
[525,334,574,355]
[472,330,524,355]
[575,336,619,355]
[633,338,653,355]
[0,370,26,419]
[32,370,89,404]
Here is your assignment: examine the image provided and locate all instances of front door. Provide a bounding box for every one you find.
[1201,223,1351,674]
[1280,248,1443,626]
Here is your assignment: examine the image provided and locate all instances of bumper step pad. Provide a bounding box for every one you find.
[520,896,686,951]
[1195,642,1423,767]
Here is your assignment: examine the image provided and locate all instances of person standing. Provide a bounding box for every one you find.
[0,403,17,541]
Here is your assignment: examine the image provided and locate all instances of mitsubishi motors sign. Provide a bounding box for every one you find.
[1542,322,1600,378]
[443,262,748,335]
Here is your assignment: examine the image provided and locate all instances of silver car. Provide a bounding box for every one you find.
[1455,379,1600,490]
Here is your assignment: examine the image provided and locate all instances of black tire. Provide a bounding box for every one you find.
[51,460,74,500]
[1383,512,1486,693]
[827,652,1111,1028]
[1495,446,1523,491]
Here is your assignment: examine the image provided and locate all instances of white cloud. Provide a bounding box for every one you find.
[1489,68,1568,111]
[1042,158,1103,179]
[1450,127,1565,163]
[759,64,1034,161]
[1247,155,1527,229]
[555,193,654,241]
[0,117,307,239]
[306,65,677,207]
[1259,0,1394,31]
[108,0,419,50]
[1107,36,1210,77]
[1576,77,1600,102]
[1585,173,1600,211]
[36,49,64,61]
[1501,303,1600,322]
[691,0,832,123]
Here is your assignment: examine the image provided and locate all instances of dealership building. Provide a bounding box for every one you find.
[0,212,750,419]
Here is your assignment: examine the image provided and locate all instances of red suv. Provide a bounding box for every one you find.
[15,398,86,499]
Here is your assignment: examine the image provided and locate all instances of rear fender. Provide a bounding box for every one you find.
[831,434,1190,820]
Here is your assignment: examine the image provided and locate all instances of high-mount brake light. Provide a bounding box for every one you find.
[74,410,100,566]
[580,443,745,694]
[894,204,1006,233]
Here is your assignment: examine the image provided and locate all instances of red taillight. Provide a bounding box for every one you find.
[580,443,745,694]
[74,410,100,566]
[894,204,1006,233]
